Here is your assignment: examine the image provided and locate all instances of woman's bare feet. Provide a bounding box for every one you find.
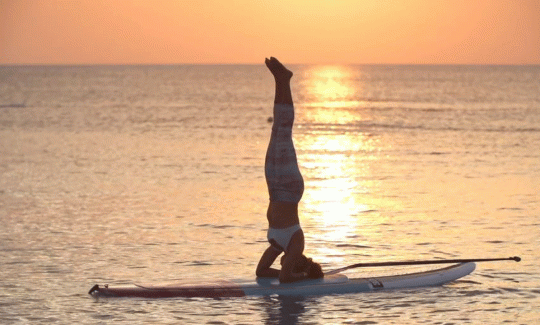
[266,57,294,105]
[265,57,293,81]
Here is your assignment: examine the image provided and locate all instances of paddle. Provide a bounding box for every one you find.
[325,256,521,275]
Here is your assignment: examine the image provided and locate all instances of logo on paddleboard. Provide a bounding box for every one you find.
[368,279,384,289]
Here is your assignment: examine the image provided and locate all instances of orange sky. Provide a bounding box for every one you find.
[1,0,539,65]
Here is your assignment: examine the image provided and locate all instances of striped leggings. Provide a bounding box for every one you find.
[265,103,304,203]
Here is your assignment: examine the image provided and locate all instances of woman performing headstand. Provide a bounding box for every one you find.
[256,57,324,283]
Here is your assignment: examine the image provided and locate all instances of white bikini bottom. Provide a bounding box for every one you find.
[267,224,302,252]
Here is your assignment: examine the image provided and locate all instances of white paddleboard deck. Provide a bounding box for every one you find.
[89,262,475,298]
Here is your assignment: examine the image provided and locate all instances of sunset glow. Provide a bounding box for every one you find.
[300,66,360,109]
[1,0,539,65]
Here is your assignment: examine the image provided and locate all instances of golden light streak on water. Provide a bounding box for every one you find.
[293,65,396,266]
[299,134,380,266]
[298,65,366,110]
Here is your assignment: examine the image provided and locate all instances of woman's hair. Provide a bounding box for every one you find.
[283,254,324,279]
[307,260,324,279]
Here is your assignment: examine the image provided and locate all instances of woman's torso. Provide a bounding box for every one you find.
[267,201,300,228]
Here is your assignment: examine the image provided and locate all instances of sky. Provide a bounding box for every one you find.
[1,0,539,65]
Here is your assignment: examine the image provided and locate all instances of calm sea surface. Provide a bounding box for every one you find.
[1,64,539,324]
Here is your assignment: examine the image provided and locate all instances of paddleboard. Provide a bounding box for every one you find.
[89,262,475,298]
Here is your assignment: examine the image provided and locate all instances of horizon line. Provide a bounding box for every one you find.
[2,62,540,67]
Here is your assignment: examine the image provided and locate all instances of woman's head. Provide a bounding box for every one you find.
[281,254,324,279]
[306,259,324,279]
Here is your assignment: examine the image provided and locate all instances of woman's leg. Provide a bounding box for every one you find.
[264,58,304,203]
[265,57,293,105]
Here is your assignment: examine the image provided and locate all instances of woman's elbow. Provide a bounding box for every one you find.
[256,267,279,278]
[278,272,301,283]
[278,275,292,283]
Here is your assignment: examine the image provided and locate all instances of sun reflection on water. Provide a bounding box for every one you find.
[298,65,365,110]
[299,134,377,241]
[294,65,386,265]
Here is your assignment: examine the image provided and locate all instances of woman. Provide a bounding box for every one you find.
[256,57,324,283]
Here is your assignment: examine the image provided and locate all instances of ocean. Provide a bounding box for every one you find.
[1,64,539,324]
